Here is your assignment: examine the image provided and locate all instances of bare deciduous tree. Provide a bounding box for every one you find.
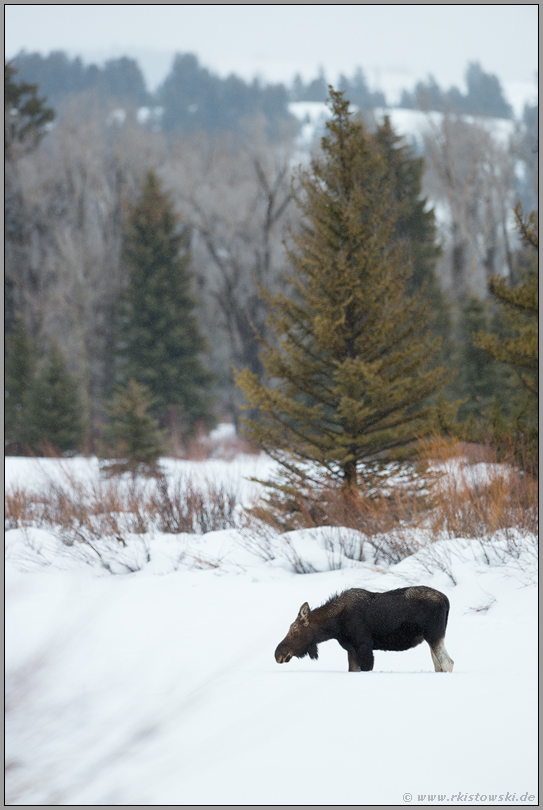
[7,97,166,433]
[422,114,518,304]
[167,129,297,425]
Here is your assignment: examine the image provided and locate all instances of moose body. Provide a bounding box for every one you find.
[274,586,454,672]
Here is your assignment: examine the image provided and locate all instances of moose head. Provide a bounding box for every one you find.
[274,602,319,663]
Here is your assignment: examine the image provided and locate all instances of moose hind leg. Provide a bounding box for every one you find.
[430,647,441,672]
[430,638,454,673]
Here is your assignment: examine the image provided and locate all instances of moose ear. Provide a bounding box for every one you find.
[298,602,310,625]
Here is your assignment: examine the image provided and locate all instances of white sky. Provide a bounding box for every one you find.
[5,4,538,104]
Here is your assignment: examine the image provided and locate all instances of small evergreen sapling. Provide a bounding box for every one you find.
[25,341,85,454]
[104,378,165,476]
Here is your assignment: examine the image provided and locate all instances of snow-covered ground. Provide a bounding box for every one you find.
[5,456,538,805]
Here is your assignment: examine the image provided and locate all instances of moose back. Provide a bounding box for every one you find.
[274,586,454,672]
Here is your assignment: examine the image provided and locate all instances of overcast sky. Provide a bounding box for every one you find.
[5,4,538,105]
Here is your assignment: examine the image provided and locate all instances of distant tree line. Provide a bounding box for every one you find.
[398,62,513,119]
[4,63,538,472]
[10,50,293,138]
[11,50,529,144]
[290,67,386,110]
[10,51,149,107]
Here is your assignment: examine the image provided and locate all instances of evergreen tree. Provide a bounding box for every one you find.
[158,53,290,136]
[25,341,85,454]
[398,64,513,119]
[236,89,449,489]
[117,169,215,436]
[104,378,164,475]
[374,116,451,356]
[5,317,37,451]
[11,51,91,106]
[454,297,511,422]
[464,62,513,119]
[98,57,148,105]
[474,205,538,395]
[5,61,55,159]
[5,62,55,331]
[473,204,538,467]
[341,67,386,110]
[301,68,328,102]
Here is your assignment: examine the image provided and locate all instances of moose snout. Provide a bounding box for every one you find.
[275,643,292,664]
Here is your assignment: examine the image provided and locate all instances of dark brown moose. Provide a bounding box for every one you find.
[275,586,454,672]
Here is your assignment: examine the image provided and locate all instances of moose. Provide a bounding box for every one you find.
[274,586,454,672]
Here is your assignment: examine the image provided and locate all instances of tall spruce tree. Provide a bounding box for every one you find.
[117,170,215,436]
[236,89,449,489]
[374,116,451,359]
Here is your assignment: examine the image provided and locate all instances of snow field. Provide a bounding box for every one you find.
[5,456,538,805]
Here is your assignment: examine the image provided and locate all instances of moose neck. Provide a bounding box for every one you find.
[310,603,342,643]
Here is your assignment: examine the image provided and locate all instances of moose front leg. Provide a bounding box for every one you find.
[347,645,374,672]
[348,650,361,672]
[354,643,374,672]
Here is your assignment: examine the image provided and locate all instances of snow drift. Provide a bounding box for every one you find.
[5,455,538,805]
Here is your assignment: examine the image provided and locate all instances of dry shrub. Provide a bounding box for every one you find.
[246,436,538,567]
[5,462,242,573]
[150,474,238,534]
[420,435,538,539]
[243,463,432,565]
[5,485,42,530]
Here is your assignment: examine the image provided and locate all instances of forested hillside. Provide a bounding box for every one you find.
[5,55,538,467]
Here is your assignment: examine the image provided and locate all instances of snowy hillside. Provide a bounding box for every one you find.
[5,455,538,806]
[372,106,518,150]
[289,100,519,154]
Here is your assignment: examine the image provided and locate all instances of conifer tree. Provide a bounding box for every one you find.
[454,297,511,422]
[374,116,451,353]
[5,63,54,331]
[26,341,85,453]
[104,378,164,475]
[5,61,55,159]
[117,170,215,436]
[5,317,37,450]
[236,89,449,489]
[473,205,538,395]
[473,204,538,467]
